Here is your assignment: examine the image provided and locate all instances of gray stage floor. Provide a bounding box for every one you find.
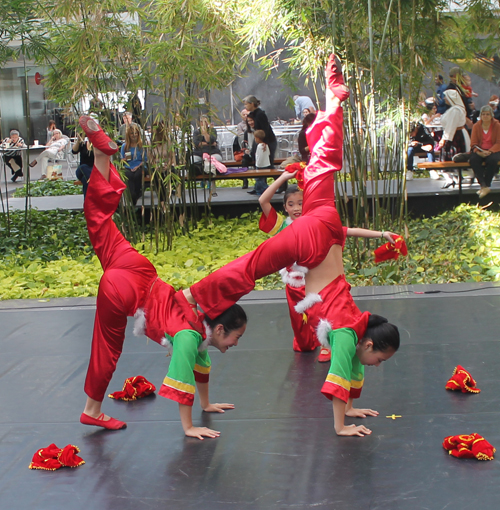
[1,284,500,510]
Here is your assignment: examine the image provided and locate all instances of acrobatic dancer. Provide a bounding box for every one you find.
[258,171,397,362]
[187,54,401,437]
[79,117,246,440]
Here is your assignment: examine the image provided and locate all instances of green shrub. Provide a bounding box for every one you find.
[0,205,499,300]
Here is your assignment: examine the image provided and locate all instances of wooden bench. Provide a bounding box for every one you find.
[416,161,476,196]
[144,158,287,183]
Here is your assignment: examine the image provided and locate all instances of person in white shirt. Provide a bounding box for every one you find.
[252,129,271,195]
[29,129,68,179]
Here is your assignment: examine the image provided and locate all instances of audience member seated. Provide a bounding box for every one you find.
[293,95,316,120]
[468,101,480,124]
[29,129,68,179]
[192,115,223,165]
[407,122,435,180]
[119,111,143,140]
[72,132,95,198]
[421,101,441,127]
[438,89,470,162]
[46,120,56,144]
[1,129,26,182]
[236,109,249,137]
[469,105,500,199]
[298,112,317,164]
[120,124,147,204]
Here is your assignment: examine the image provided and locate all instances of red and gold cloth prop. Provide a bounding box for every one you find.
[443,434,495,461]
[29,443,85,471]
[285,162,306,190]
[108,375,156,401]
[374,235,408,263]
[445,365,481,394]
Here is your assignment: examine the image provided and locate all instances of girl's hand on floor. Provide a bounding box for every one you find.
[345,407,379,418]
[184,426,221,440]
[203,403,235,413]
[336,424,372,437]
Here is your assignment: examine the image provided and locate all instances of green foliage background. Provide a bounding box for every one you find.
[1,205,499,301]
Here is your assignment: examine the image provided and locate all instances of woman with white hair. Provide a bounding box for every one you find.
[29,129,68,179]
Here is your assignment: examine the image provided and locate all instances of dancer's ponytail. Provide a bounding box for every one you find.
[365,314,400,352]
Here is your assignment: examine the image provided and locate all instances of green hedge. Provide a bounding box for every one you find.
[0,205,499,300]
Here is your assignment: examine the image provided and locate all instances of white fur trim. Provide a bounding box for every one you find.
[199,322,213,352]
[133,308,146,337]
[294,293,323,314]
[316,319,333,349]
[284,217,293,226]
[292,263,308,274]
[279,268,305,288]
[160,337,173,356]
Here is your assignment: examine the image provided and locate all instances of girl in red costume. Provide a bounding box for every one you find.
[186,54,401,437]
[258,172,397,362]
[78,117,247,440]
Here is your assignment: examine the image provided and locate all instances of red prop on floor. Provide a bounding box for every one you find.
[29,443,85,471]
[108,375,156,401]
[374,235,408,263]
[443,433,495,461]
[445,365,481,394]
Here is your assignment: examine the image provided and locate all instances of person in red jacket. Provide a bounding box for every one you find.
[469,105,500,199]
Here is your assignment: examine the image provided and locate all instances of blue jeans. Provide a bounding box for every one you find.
[407,145,434,170]
[254,173,269,195]
[76,164,93,198]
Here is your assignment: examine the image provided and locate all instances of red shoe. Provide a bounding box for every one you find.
[317,348,331,363]
[325,54,350,101]
[79,116,118,155]
[80,412,127,430]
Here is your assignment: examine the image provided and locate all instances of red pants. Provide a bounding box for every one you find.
[191,107,344,319]
[286,285,319,351]
[84,166,157,402]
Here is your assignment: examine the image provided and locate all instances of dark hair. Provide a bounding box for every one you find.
[205,304,247,334]
[302,112,317,130]
[245,117,254,132]
[364,314,400,352]
[437,74,444,81]
[283,184,302,204]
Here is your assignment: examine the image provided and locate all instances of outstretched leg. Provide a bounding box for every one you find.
[190,55,348,317]
[79,117,156,430]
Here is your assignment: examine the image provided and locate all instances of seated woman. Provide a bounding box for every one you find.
[192,115,223,167]
[120,124,147,205]
[187,55,400,438]
[469,105,500,199]
[78,116,247,440]
[72,132,94,198]
[1,129,26,182]
[29,129,68,179]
